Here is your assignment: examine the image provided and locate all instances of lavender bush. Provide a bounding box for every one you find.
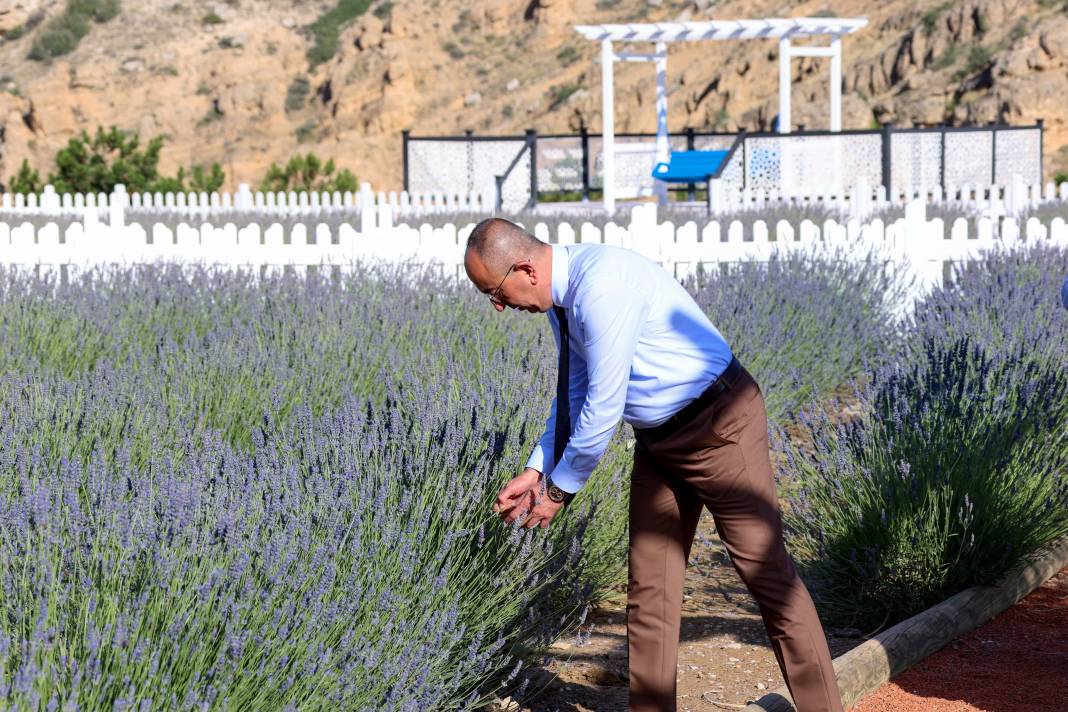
[0,265,631,710]
[778,244,1068,629]
[688,250,908,423]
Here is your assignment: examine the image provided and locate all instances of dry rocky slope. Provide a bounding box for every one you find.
[1,0,1067,192]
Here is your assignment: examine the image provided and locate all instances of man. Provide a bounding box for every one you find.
[464,218,843,712]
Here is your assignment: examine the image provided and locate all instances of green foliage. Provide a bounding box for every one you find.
[964,44,992,75]
[7,159,43,195]
[549,83,582,111]
[258,153,358,193]
[1054,171,1068,185]
[28,0,120,60]
[1009,18,1030,42]
[556,45,581,67]
[201,11,223,25]
[197,102,223,127]
[372,1,393,20]
[931,41,959,70]
[307,0,374,67]
[22,125,226,194]
[294,121,317,144]
[921,2,951,35]
[443,41,464,60]
[285,76,310,113]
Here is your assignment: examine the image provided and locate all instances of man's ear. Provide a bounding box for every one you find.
[515,260,538,284]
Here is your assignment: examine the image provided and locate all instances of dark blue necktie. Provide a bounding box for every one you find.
[553,305,571,466]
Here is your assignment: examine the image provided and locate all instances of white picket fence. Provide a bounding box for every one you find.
[3,177,1067,223]
[1,202,1066,311]
[0,182,492,219]
[709,175,1068,219]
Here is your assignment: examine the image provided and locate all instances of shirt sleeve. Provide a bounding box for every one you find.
[535,285,647,493]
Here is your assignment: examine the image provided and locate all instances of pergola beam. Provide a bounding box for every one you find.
[575,18,867,42]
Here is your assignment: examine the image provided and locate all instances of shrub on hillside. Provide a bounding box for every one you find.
[259,153,358,194]
[307,0,373,67]
[28,0,120,60]
[6,159,43,195]
[7,126,226,195]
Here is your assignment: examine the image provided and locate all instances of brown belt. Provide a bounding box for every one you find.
[638,356,743,444]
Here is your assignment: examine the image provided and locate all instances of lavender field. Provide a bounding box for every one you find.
[0,246,1064,710]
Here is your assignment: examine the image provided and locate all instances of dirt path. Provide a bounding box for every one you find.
[524,513,1066,712]
[524,510,863,711]
[851,567,1068,712]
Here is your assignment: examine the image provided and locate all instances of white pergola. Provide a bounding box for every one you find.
[575,18,869,211]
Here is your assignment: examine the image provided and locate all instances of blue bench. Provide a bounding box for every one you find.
[651,150,729,183]
[651,150,730,212]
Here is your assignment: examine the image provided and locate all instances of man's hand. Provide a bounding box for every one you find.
[492,467,566,529]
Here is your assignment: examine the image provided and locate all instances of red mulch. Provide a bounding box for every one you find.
[850,567,1068,712]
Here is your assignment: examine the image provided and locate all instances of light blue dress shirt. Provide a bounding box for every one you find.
[526,243,734,493]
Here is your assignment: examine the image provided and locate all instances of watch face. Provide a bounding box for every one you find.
[548,485,567,503]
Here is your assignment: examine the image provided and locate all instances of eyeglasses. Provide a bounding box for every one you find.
[488,263,517,307]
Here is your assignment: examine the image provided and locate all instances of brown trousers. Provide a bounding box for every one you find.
[628,367,843,712]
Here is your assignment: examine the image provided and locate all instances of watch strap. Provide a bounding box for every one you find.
[545,475,575,504]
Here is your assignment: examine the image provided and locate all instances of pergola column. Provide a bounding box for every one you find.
[601,38,615,214]
[830,36,842,132]
[778,37,791,134]
[654,41,669,204]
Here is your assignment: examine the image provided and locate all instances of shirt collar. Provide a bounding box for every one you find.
[550,244,570,307]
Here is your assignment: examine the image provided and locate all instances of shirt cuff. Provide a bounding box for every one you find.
[544,458,585,494]
[525,445,552,476]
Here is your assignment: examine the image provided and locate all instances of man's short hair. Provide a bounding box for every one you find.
[466,218,545,275]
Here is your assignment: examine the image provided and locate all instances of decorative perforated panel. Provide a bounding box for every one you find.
[944,131,993,186]
[890,132,942,190]
[537,137,585,193]
[407,138,529,199]
[737,134,881,194]
[995,128,1041,185]
[498,150,533,213]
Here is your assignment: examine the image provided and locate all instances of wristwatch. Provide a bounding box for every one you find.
[545,475,575,505]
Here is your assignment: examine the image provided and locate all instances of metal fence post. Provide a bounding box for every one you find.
[990,121,997,186]
[465,129,474,194]
[1037,118,1044,183]
[686,126,696,202]
[402,129,410,193]
[881,123,893,195]
[526,129,538,211]
[580,127,590,202]
[939,124,946,195]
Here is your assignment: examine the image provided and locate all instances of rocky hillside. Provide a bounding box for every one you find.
[1,0,1067,192]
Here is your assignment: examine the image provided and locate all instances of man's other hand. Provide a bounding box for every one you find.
[492,468,566,529]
